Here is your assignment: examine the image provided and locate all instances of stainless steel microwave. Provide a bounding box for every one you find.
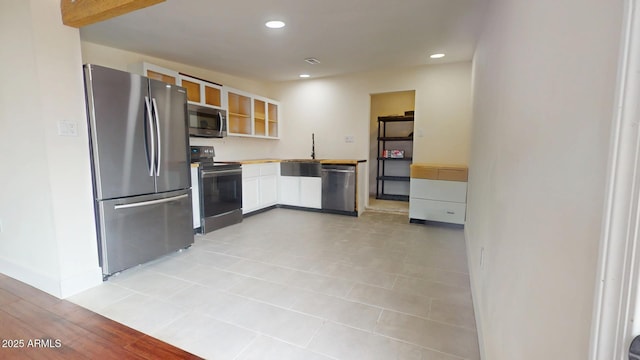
[188,104,227,138]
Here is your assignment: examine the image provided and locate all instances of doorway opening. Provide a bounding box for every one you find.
[367,90,416,213]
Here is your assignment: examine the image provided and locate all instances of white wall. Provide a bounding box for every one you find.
[81,42,280,161]
[0,0,102,297]
[83,43,473,168]
[270,63,472,164]
[466,0,624,358]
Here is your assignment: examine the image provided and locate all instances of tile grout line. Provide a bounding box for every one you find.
[80,208,476,359]
[230,333,260,360]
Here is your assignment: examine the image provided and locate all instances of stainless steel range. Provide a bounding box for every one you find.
[190,146,242,233]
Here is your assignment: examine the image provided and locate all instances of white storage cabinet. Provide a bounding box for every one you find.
[242,163,279,214]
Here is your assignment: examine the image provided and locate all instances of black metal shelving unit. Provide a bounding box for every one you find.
[376,115,414,201]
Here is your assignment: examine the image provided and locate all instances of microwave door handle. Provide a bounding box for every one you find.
[218,112,224,134]
[152,98,161,176]
[144,96,155,176]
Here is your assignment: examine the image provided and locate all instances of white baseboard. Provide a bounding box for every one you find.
[60,267,103,298]
[0,257,102,299]
[465,224,487,360]
[0,257,63,298]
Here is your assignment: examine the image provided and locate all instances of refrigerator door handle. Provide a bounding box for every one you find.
[144,96,155,176]
[151,97,161,176]
[113,194,189,210]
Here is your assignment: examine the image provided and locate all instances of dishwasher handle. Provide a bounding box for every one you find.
[321,168,355,174]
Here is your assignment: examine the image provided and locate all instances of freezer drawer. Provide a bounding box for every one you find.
[97,189,194,276]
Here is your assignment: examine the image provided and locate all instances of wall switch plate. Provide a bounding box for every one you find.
[57,120,78,137]
[480,247,485,269]
[345,135,355,143]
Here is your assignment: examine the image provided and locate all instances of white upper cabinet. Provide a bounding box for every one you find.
[226,87,280,139]
[178,74,223,109]
[129,62,280,140]
[128,62,179,85]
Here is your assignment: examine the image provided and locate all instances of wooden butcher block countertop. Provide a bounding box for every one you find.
[236,159,366,165]
[410,163,468,182]
[237,159,281,164]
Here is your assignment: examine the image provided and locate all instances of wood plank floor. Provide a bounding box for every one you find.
[0,273,202,359]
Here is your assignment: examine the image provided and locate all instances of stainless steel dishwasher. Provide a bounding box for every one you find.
[321,164,356,214]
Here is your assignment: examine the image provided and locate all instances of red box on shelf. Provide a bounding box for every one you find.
[383,150,405,158]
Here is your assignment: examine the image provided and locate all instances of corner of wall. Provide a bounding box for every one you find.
[59,267,103,298]
[464,224,487,359]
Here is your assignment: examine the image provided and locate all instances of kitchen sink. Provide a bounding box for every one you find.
[280,160,322,177]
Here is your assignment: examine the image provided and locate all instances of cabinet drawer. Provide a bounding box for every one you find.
[409,198,466,224]
[260,163,279,176]
[242,164,260,178]
[410,179,467,203]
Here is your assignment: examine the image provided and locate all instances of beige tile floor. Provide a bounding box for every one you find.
[69,208,479,360]
[367,196,410,214]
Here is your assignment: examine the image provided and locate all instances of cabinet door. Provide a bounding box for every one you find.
[130,63,179,85]
[259,175,278,206]
[267,102,279,138]
[279,176,300,206]
[204,84,222,107]
[242,177,259,214]
[147,70,177,85]
[300,177,322,209]
[254,98,266,136]
[227,90,252,135]
[181,78,201,103]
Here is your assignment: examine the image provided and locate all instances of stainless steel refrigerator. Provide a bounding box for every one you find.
[83,64,194,278]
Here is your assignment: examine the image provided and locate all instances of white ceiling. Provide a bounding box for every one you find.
[79,0,487,82]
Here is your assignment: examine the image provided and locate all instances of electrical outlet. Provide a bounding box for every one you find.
[57,120,78,137]
[345,136,355,143]
[480,247,485,269]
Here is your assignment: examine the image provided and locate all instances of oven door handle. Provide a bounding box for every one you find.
[201,169,242,177]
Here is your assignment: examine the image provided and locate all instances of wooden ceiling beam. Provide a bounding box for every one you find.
[61,0,165,28]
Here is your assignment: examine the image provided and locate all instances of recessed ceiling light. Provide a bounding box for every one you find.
[265,20,285,29]
[299,74,311,78]
[430,53,445,59]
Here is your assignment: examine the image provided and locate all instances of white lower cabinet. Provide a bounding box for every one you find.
[278,176,300,206]
[279,176,321,209]
[259,175,278,205]
[242,163,279,214]
[242,177,260,213]
[409,178,467,225]
[299,177,322,209]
